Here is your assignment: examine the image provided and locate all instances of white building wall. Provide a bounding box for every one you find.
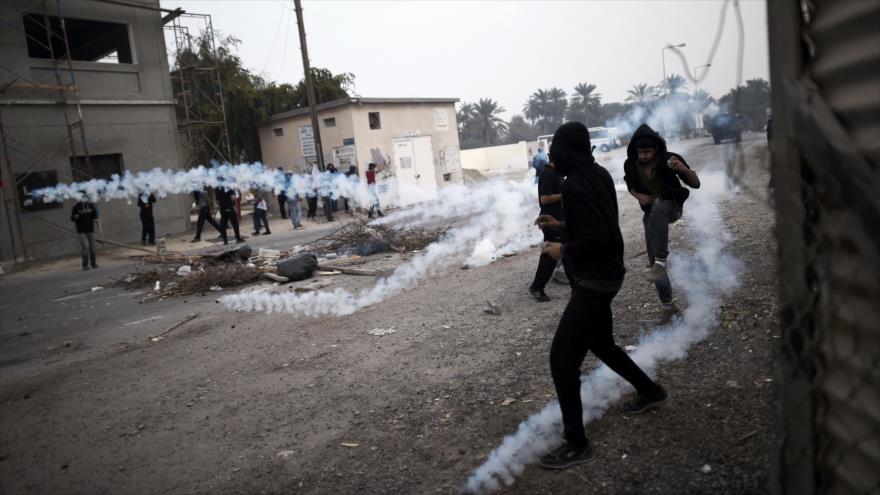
[460,141,530,173]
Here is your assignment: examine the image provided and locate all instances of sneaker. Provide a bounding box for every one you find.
[91,264,99,269]
[620,385,668,415]
[656,302,682,325]
[264,230,271,235]
[528,286,551,302]
[82,265,90,271]
[251,231,261,236]
[235,237,245,243]
[190,238,200,243]
[646,263,667,283]
[540,442,595,470]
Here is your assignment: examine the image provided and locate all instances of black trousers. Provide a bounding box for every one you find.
[278,195,288,219]
[550,287,658,446]
[323,196,334,220]
[219,208,240,241]
[531,228,572,291]
[140,212,155,243]
[194,207,222,239]
[306,196,318,219]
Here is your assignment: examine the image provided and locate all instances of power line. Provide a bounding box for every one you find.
[259,0,287,76]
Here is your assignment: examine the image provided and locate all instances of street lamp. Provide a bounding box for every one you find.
[694,63,711,92]
[662,42,686,81]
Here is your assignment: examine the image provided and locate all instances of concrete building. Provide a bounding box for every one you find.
[0,0,188,261]
[259,97,462,207]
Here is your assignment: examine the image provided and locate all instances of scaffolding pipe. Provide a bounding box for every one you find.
[0,117,27,259]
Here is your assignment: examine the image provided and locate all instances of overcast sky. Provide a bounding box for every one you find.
[160,0,769,120]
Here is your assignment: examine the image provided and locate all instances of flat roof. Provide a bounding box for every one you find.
[268,97,459,122]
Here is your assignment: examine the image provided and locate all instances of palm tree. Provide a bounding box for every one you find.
[546,87,567,131]
[523,89,550,126]
[625,83,654,106]
[658,74,688,99]
[457,102,475,130]
[472,98,508,146]
[568,82,602,126]
[690,89,715,113]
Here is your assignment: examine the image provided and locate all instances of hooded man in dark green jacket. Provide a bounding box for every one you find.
[623,124,700,324]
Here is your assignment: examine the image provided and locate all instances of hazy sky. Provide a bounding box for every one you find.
[160,0,769,120]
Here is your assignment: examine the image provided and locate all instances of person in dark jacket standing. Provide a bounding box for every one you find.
[528,160,571,301]
[276,167,288,219]
[191,188,223,243]
[71,193,99,270]
[217,187,244,244]
[535,122,667,470]
[623,124,700,324]
[137,193,156,245]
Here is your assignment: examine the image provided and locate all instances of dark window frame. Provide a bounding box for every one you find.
[70,153,124,183]
[323,117,336,128]
[368,112,381,130]
[17,170,62,211]
[273,128,284,137]
[22,13,134,64]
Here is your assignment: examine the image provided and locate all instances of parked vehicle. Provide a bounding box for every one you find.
[537,126,620,154]
[710,113,744,144]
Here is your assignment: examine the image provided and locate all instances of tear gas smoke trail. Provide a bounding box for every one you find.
[464,171,742,493]
[27,162,378,207]
[219,179,543,316]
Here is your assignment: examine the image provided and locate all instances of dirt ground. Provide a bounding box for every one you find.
[0,137,779,494]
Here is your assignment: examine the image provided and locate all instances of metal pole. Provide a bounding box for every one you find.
[662,47,667,81]
[293,0,325,170]
[0,116,28,259]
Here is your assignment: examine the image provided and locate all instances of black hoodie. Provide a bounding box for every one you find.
[623,124,698,211]
[550,122,626,290]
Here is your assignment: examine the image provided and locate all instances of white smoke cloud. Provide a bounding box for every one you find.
[219,178,543,316]
[463,170,742,493]
[28,162,375,207]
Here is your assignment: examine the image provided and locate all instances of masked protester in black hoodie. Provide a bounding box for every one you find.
[623,124,700,324]
[535,122,667,470]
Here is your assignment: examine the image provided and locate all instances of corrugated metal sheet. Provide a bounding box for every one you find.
[807,2,880,493]
[810,0,880,168]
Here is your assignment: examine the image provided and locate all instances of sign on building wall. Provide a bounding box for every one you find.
[298,126,317,157]
[435,109,449,130]
[332,144,358,171]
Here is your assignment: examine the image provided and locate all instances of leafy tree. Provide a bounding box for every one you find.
[505,115,539,144]
[719,78,770,131]
[567,83,602,126]
[595,102,630,128]
[171,33,353,164]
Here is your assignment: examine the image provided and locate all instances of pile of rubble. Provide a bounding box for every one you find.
[310,218,448,256]
[118,242,398,301]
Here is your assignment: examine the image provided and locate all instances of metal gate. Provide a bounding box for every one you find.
[767,1,880,493]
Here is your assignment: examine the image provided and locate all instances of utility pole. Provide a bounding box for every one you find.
[293,0,325,170]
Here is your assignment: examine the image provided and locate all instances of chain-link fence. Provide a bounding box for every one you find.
[769,1,880,494]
